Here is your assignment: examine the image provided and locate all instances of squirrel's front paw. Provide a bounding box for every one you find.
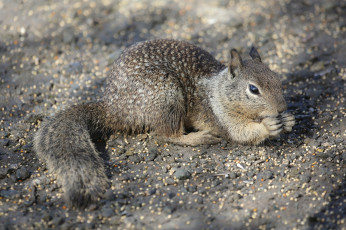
[280,112,295,132]
[262,116,283,137]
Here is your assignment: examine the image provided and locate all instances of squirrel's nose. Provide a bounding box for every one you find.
[277,98,287,113]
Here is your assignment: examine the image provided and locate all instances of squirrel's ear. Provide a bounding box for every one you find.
[228,49,243,77]
[249,46,262,62]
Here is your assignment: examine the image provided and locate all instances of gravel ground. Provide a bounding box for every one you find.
[0,0,345,229]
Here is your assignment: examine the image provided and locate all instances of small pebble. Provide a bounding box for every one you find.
[174,168,191,180]
[16,167,31,180]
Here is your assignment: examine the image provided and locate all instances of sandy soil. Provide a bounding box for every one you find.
[0,0,345,229]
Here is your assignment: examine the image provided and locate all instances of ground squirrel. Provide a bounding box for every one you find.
[34,39,295,208]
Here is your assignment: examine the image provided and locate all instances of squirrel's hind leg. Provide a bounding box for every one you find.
[163,129,222,146]
[149,83,221,146]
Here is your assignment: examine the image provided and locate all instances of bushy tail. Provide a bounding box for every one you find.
[34,102,112,208]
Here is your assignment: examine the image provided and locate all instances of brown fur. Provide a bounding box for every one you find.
[34,39,295,208]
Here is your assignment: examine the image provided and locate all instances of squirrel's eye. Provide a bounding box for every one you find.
[249,84,260,95]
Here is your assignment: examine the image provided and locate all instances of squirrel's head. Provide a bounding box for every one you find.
[221,47,287,118]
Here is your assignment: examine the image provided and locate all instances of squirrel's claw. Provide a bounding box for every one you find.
[280,112,295,132]
[262,116,284,137]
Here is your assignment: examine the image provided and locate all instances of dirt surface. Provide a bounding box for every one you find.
[0,0,345,229]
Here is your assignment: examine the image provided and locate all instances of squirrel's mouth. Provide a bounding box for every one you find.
[258,111,281,119]
[253,117,263,123]
[257,111,287,122]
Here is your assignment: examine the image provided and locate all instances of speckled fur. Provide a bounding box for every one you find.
[34,102,112,207]
[34,39,295,208]
[103,39,225,137]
